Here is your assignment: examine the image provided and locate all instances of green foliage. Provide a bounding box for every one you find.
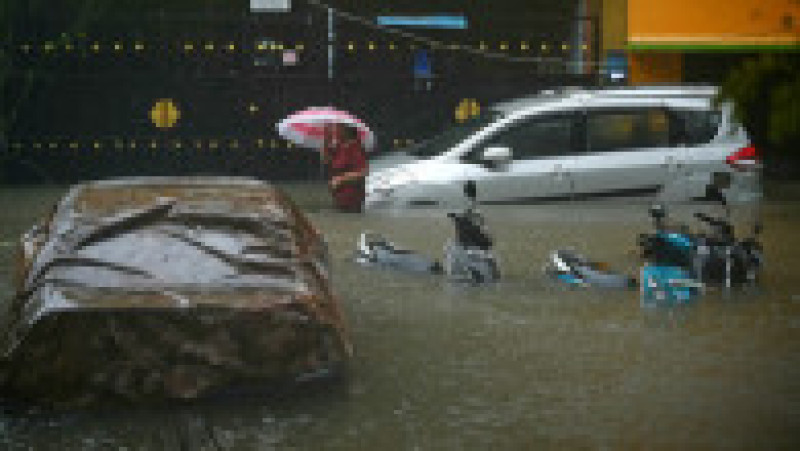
[718,54,800,152]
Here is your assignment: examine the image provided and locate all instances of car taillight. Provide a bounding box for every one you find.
[726,146,760,171]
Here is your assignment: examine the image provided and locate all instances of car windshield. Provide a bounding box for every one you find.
[407,111,502,158]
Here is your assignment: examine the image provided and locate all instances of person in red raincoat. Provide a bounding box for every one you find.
[322,123,368,212]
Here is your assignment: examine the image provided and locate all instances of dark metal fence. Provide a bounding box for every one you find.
[3,3,596,184]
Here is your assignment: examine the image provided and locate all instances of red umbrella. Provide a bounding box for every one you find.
[276,107,375,151]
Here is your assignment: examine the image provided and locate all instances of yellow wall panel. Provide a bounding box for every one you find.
[628,0,800,47]
[629,53,683,84]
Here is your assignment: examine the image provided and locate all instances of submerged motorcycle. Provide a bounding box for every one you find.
[354,231,442,274]
[637,200,763,289]
[544,249,635,289]
[443,181,500,283]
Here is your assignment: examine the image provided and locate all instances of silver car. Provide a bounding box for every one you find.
[366,85,761,209]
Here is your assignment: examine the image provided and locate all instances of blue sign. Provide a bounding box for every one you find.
[413,50,432,78]
[377,15,468,30]
[605,50,628,81]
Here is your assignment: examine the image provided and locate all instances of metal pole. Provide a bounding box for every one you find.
[327,7,334,80]
[572,0,587,75]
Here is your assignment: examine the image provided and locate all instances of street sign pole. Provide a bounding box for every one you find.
[328,7,335,80]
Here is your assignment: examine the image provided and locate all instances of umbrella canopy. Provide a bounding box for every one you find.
[276,107,375,151]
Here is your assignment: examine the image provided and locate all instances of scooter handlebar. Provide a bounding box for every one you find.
[694,212,735,241]
[694,212,727,228]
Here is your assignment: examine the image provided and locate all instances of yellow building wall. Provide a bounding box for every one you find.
[628,0,800,47]
[628,53,683,85]
[602,0,628,53]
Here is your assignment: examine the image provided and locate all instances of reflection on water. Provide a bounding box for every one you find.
[0,182,798,449]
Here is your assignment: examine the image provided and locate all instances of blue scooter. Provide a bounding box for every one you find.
[637,200,763,290]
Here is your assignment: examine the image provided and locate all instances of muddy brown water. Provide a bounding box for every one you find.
[0,183,797,449]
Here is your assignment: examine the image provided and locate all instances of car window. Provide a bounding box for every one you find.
[479,114,576,160]
[587,109,669,152]
[408,111,502,158]
[669,109,722,145]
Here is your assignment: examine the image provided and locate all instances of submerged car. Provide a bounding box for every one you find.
[366,85,761,208]
[0,177,352,406]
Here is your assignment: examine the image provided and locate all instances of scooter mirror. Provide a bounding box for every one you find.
[649,203,666,220]
[464,180,477,201]
[705,185,726,204]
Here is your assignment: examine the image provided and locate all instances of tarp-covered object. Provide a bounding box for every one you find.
[0,177,352,406]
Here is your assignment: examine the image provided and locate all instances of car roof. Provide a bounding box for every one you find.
[490,85,719,115]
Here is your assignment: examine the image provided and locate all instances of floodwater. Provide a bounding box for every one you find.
[0,182,798,449]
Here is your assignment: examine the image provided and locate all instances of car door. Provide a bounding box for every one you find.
[571,106,677,200]
[459,112,580,203]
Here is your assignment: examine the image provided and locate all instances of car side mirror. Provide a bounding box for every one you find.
[481,146,512,168]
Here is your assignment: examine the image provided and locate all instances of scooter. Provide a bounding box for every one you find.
[443,181,500,283]
[637,199,763,289]
[354,231,442,274]
[544,249,636,289]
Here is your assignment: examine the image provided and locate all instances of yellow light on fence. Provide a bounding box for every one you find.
[130,140,136,149]
[500,42,509,51]
[114,42,122,51]
[205,42,214,51]
[43,42,55,52]
[561,43,569,51]
[49,142,57,149]
[479,41,487,50]
[455,98,481,122]
[150,98,180,129]
[174,141,182,149]
[184,42,194,51]
[135,42,144,51]
[393,139,400,147]
[389,42,396,50]
[581,44,588,51]
[227,42,236,51]
[257,139,264,148]
[275,43,284,50]
[209,140,218,149]
[368,42,376,51]
[195,140,202,149]
[257,42,267,51]
[33,142,42,149]
[521,41,529,51]
[296,42,305,51]
[93,141,101,149]
[347,42,355,51]
[91,42,100,52]
[65,43,74,52]
[248,103,259,113]
[541,43,548,51]
[270,139,277,148]
[70,142,78,149]
[150,140,157,149]
[20,44,31,52]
